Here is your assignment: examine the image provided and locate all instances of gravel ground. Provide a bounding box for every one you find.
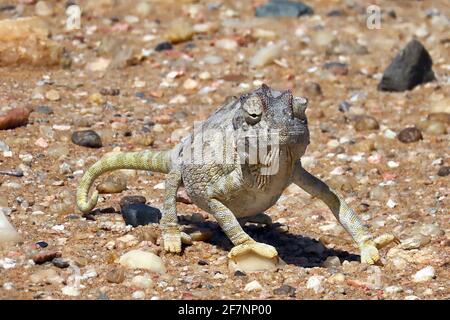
[0,0,448,300]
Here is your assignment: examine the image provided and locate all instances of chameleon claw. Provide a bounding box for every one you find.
[228,240,278,260]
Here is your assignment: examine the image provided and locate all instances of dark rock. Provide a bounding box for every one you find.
[378,40,435,92]
[119,195,147,208]
[135,92,145,99]
[397,127,423,143]
[121,203,161,227]
[338,101,351,113]
[100,88,120,96]
[52,258,70,268]
[198,260,209,266]
[71,130,102,148]
[36,105,54,115]
[437,166,450,177]
[155,41,173,52]
[36,241,48,248]
[273,284,296,296]
[234,270,247,277]
[255,0,313,17]
[32,250,61,264]
[323,62,349,76]
[304,82,322,96]
[327,9,344,17]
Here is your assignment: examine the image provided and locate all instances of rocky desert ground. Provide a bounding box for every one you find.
[0,0,448,300]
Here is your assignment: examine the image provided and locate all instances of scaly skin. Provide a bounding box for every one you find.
[76,84,397,265]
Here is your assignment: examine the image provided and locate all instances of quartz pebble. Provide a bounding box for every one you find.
[412,266,435,282]
[244,280,262,292]
[0,210,22,246]
[250,41,286,68]
[119,250,166,274]
[306,276,324,294]
[131,275,153,289]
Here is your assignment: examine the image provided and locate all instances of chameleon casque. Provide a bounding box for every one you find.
[76,84,396,265]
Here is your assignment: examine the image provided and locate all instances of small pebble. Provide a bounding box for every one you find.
[155,42,173,52]
[306,276,324,294]
[437,166,450,177]
[45,89,60,101]
[52,257,70,268]
[71,130,103,148]
[244,280,262,292]
[273,284,296,296]
[398,127,423,143]
[354,115,380,131]
[412,266,435,282]
[97,175,127,194]
[32,250,61,264]
[106,267,125,284]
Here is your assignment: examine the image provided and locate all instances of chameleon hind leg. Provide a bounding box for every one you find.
[208,199,277,260]
[160,170,183,253]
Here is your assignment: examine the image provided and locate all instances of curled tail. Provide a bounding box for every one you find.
[76,150,172,213]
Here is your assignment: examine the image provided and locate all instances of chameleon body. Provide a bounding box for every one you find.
[77,85,396,264]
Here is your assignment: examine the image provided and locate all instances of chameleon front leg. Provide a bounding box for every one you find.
[208,199,278,260]
[160,170,183,253]
[292,162,397,264]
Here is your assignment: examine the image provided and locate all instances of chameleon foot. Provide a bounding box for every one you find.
[373,233,400,249]
[228,240,278,260]
[360,241,380,265]
[162,224,182,253]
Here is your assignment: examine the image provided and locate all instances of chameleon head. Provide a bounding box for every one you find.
[233,84,310,147]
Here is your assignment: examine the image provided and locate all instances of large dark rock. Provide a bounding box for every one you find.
[378,40,435,92]
[121,203,161,227]
[255,0,313,17]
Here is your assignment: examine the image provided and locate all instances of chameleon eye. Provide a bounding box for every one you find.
[293,97,308,120]
[242,96,262,125]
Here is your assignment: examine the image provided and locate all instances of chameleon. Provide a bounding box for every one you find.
[76,84,397,264]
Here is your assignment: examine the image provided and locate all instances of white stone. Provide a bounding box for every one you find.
[306,276,324,294]
[61,286,80,296]
[384,129,397,139]
[215,39,238,51]
[131,275,153,289]
[244,280,262,292]
[119,250,166,274]
[412,266,435,282]
[0,209,21,246]
[386,199,397,208]
[132,290,146,299]
[384,285,403,294]
[250,40,286,68]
